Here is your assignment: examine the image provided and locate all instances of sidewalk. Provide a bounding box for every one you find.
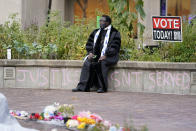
[0,88,196,131]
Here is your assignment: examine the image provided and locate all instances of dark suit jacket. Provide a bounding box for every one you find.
[86,26,121,66]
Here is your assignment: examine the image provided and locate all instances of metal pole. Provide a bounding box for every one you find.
[47,0,52,25]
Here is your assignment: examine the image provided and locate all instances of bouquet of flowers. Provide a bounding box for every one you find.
[10,103,74,123]
[66,111,122,131]
[10,103,147,131]
[9,110,29,120]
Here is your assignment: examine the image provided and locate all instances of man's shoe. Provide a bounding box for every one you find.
[97,89,105,93]
[72,88,82,92]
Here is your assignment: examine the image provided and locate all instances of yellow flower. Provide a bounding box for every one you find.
[77,122,86,129]
[38,116,43,120]
[66,120,70,127]
[77,117,96,125]
[88,119,96,124]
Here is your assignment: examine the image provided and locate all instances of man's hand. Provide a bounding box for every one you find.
[88,53,94,60]
[98,56,106,62]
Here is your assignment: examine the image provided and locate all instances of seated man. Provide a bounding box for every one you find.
[72,15,121,93]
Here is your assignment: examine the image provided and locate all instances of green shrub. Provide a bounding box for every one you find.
[0,12,96,60]
[164,21,196,62]
[127,21,196,62]
[0,12,195,62]
[0,13,25,59]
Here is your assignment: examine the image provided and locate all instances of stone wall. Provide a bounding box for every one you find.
[0,60,196,95]
[0,0,22,25]
[21,0,48,28]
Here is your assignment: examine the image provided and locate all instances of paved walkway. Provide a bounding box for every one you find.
[0,88,196,131]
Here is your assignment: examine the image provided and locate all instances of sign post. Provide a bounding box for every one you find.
[152,16,182,42]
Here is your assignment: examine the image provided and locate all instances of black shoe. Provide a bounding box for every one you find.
[97,88,105,93]
[72,88,83,92]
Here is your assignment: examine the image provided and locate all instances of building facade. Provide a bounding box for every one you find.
[0,0,196,45]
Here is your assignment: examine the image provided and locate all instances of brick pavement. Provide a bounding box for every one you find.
[0,88,196,131]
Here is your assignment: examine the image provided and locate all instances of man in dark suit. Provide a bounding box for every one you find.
[72,15,121,93]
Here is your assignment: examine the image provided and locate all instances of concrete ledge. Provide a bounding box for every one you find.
[0,59,196,70]
[0,59,196,95]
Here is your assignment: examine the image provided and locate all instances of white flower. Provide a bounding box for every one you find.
[66,120,79,128]
[44,105,57,118]
[109,126,117,131]
[44,112,50,119]
[54,102,60,107]
[103,120,112,127]
[20,111,28,117]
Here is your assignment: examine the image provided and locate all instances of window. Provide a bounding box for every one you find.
[167,0,191,17]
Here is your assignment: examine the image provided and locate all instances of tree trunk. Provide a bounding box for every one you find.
[76,0,88,18]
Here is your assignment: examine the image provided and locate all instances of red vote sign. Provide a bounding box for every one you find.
[152,16,182,42]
